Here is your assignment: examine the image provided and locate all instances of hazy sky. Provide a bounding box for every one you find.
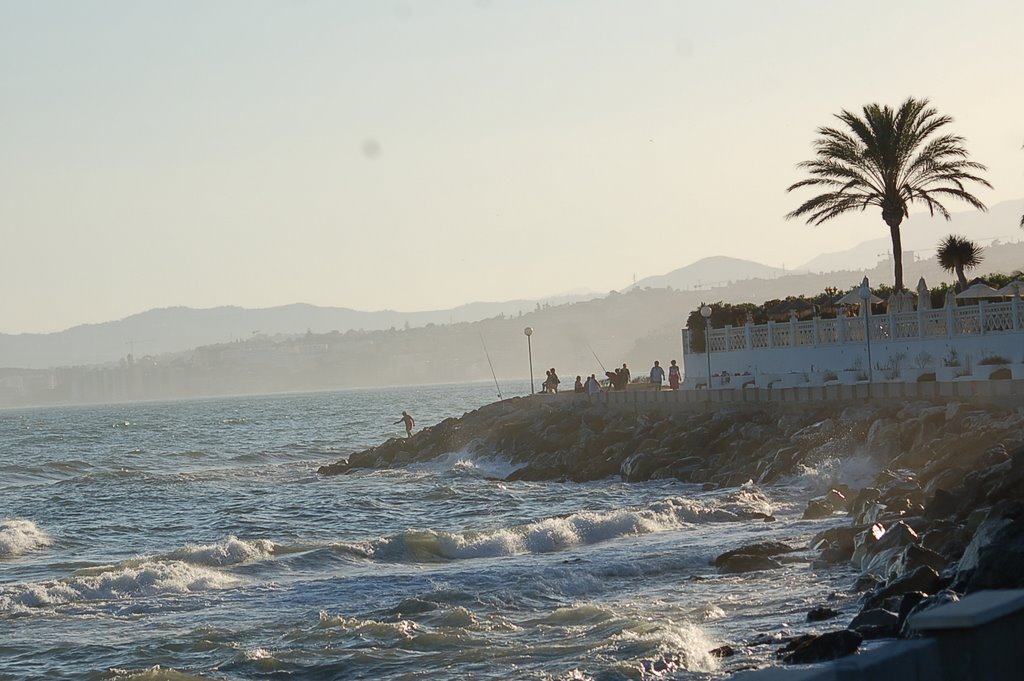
[3,1,1022,334]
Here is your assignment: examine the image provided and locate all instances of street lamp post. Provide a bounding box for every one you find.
[524,327,535,395]
[859,283,873,384]
[700,305,713,391]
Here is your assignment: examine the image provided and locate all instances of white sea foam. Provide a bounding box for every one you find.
[411,450,524,479]
[788,451,880,494]
[0,519,53,558]
[104,666,209,680]
[161,536,276,567]
[614,620,719,674]
[350,495,757,562]
[0,560,238,612]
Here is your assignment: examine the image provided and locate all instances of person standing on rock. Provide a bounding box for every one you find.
[548,368,560,394]
[649,361,665,390]
[585,374,601,395]
[621,363,630,387]
[394,411,414,438]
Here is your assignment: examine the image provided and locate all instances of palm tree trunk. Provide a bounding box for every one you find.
[955,266,967,291]
[887,221,905,291]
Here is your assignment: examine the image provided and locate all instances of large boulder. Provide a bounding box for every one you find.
[780,630,862,664]
[964,514,1024,593]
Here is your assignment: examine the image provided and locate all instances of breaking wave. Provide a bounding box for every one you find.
[160,536,276,567]
[337,494,770,563]
[0,519,53,558]
[0,560,238,612]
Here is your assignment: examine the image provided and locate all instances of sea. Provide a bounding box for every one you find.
[0,382,870,681]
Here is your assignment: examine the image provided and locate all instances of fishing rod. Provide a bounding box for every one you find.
[480,334,503,400]
[587,343,607,373]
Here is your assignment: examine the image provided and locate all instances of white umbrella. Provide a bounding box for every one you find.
[835,289,883,306]
[997,280,1024,298]
[955,282,1001,300]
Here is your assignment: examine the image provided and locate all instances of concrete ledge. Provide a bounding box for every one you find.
[724,590,1024,680]
[911,589,1024,630]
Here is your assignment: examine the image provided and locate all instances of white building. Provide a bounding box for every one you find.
[681,294,1024,390]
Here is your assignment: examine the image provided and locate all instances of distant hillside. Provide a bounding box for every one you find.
[0,294,601,369]
[628,256,793,291]
[798,198,1024,273]
[2,205,1021,372]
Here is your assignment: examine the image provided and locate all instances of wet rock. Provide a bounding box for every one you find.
[780,630,862,665]
[899,589,960,637]
[803,497,836,519]
[716,554,783,573]
[713,541,797,567]
[953,514,1014,588]
[895,591,927,635]
[865,566,941,610]
[806,606,840,622]
[964,514,1024,593]
[709,645,735,658]
[849,608,898,638]
[857,521,921,576]
[924,488,960,519]
[890,543,948,580]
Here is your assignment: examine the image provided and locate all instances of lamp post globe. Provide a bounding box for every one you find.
[523,327,535,394]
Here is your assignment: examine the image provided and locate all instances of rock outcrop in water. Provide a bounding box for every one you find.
[319,396,883,486]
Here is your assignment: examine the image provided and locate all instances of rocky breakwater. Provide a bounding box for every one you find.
[318,395,878,486]
[786,399,1024,665]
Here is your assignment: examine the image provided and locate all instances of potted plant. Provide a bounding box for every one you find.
[974,354,1011,380]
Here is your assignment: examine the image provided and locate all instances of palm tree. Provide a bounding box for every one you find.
[787,97,991,291]
[936,234,983,291]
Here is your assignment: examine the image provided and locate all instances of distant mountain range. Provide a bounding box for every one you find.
[2,198,1021,370]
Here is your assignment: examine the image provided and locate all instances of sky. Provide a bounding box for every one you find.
[2,0,1023,334]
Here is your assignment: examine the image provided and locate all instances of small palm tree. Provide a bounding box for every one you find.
[787,97,991,291]
[937,234,983,290]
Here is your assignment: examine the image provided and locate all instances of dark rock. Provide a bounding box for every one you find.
[964,514,1024,593]
[899,589,960,637]
[865,566,941,609]
[803,497,836,519]
[709,645,735,658]
[781,630,862,664]
[895,591,927,634]
[853,574,883,593]
[849,488,882,519]
[713,541,798,567]
[925,488,960,519]
[716,554,783,573]
[848,607,898,634]
[807,606,840,622]
[891,543,948,580]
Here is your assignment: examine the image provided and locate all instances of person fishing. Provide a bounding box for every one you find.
[394,411,415,438]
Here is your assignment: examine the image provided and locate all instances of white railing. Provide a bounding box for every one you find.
[686,300,1024,355]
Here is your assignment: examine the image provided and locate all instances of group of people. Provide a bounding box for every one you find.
[648,359,681,390]
[542,368,561,393]
[574,359,682,393]
[392,357,682,438]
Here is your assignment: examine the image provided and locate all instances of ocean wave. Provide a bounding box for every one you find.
[410,451,524,479]
[0,560,238,612]
[0,519,53,558]
[160,536,276,567]
[101,665,212,680]
[337,495,764,563]
[611,620,719,674]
